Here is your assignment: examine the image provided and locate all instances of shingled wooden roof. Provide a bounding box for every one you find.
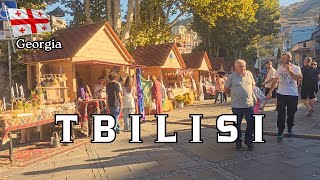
[22,21,135,65]
[182,51,212,70]
[132,43,186,68]
[211,57,234,72]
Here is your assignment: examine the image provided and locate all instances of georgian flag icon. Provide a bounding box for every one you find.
[7,8,51,37]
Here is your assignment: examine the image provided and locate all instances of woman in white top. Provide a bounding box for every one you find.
[123,77,136,131]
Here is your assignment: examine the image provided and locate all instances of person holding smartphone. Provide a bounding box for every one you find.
[266,52,302,140]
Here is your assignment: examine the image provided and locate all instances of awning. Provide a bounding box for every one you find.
[73,60,144,67]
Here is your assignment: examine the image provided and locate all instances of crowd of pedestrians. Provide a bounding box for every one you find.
[224,52,320,151]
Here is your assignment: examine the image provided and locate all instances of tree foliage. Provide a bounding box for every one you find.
[191,0,280,66]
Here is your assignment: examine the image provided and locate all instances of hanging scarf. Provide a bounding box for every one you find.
[136,69,145,120]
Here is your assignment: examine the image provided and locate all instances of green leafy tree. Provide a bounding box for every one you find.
[191,0,280,64]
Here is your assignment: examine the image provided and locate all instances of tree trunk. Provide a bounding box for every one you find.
[113,0,122,35]
[135,0,141,31]
[233,48,238,60]
[214,45,220,58]
[207,29,213,59]
[106,0,113,28]
[121,0,134,43]
[84,0,93,23]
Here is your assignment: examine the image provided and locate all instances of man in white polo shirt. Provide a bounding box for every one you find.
[267,52,302,140]
[262,61,276,98]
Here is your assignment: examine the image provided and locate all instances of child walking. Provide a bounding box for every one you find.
[253,86,268,114]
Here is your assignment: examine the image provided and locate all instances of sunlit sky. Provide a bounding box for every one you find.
[46,0,305,24]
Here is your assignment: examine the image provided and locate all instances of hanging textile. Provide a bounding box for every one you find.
[139,74,153,109]
[136,69,145,120]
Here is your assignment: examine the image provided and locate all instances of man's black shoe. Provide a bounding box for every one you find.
[277,132,283,141]
[244,141,254,151]
[288,129,294,137]
[236,142,243,151]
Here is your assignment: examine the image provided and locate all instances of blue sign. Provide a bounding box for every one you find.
[0,1,17,21]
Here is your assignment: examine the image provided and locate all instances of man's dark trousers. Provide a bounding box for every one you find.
[232,107,254,143]
[276,93,298,134]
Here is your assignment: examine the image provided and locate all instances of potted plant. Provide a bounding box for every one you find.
[175,95,185,108]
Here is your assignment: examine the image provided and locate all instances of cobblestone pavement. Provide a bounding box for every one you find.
[1,97,320,180]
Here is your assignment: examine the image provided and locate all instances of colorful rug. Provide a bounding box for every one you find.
[0,138,89,167]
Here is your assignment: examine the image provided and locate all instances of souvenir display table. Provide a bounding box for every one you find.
[0,105,77,162]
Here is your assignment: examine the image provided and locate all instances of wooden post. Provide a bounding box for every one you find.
[8,132,13,163]
[36,62,42,86]
[65,61,76,101]
[27,65,32,90]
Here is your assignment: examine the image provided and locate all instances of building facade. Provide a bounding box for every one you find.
[282,26,319,53]
[172,25,201,54]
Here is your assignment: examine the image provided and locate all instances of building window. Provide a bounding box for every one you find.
[303,43,306,47]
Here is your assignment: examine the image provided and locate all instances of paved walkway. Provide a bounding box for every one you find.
[165,95,320,138]
[1,98,320,180]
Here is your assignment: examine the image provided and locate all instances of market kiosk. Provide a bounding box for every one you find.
[0,22,137,161]
[132,43,194,112]
[182,51,215,100]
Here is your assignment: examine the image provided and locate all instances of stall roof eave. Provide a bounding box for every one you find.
[23,58,70,65]
[73,60,144,67]
[132,43,186,69]
[182,51,212,71]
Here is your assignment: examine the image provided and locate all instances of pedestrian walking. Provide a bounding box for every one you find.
[106,72,123,134]
[262,61,277,98]
[223,74,228,102]
[122,77,136,132]
[300,57,318,116]
[151,76,163,114]
[266,52,302,140]
[214,73,225,103]
[310,61,319,102]
[253,86,267,113]
[225,59,256,151]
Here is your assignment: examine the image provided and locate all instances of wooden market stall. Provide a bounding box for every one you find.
[132,43,193,112]
[19,21,139,138]
[22,21,137,102]
[1,21,141,162]
[182,51,214,100]
[132,43,186,86]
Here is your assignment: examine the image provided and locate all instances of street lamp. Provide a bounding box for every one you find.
[48,6,65,31]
